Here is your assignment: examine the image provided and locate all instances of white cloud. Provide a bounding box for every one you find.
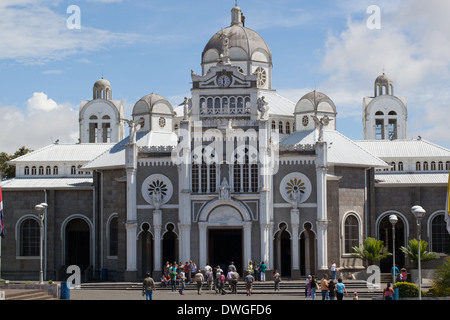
[0,1,139,64]
[313,0,450,147]
[0,93,78,154]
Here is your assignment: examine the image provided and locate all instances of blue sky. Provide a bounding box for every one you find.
[1,0,449,153]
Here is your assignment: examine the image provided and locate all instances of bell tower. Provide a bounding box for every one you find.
[363,73,407,140]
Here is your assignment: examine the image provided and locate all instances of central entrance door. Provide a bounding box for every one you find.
[208,228,243,274]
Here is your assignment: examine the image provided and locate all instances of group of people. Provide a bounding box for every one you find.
[305,274,352,300]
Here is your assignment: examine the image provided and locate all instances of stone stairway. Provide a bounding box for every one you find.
[80,278,384,299]
[5,289,58,300]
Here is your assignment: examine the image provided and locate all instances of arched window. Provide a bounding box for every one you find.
[278,121,283,134]
[390,162,396,171]
[431,161,436,171]
[431,214,450,254]
[398,162,404,171]
[46,166,51,175]
[285,122,291,135]
[109,216,118,256]
[38,166,44,175]
[24,166,30,175]
[53,166,58,175]
[344,215,359,254]
[416,162,421,171]
[20,219,40,256]
[438,161,443,171]
[423,162,429,171]
[31,166,37,175]
[71,166,76,175]
[271,120,276,131]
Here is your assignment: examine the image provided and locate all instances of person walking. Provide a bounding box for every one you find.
[184,261,191,284]
[383,283,395,300]
[194,269,204,295]
[336,278,347,300]
[142,272,156,300]
[328,280,336,300]
[190,261,197,284]
[273,269,281,291]
[178,270,186,295]
[231,270,239,294]
[259,261,267,281]
[245,270,254,296]
[220,271,226,295]
[169,268,178,292]
[253,260,260,281]
[320,274,329,300]
[305,275,312,298]
[310,275,318,300]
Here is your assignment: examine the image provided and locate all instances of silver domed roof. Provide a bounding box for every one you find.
[295,90,336,114]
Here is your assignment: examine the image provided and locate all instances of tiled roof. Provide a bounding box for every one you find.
[374,172,449,186]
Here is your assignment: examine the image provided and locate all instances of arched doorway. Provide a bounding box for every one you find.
[378,214,405,273]
[138,223,153,277]
[65,218,90,270]
[162,223,178,266]
[274,223,291,277]
[300,222,316,276]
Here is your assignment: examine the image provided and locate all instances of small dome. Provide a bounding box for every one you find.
[93,77,112,100]
[294,90,336,115]
[132,93,173,116]
[374,72,394,96]
[94,78,111,89]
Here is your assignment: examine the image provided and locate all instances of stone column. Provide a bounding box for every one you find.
[124,142,138,281]
[316,141,328,271]
[153,209,162,279]
[243,222,252,267]
[290,208,300,279]
[198,222,207,270]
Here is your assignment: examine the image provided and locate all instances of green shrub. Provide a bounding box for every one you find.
[394,282,419,298]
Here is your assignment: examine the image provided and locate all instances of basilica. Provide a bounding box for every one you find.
[1,5,449,282]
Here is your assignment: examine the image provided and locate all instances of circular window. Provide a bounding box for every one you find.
[159,117,166,128]
[141,174,173,206]
[280,172,312,204]
[302,115,309,127]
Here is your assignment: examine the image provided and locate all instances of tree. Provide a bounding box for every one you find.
[430,257,450,296]
[0,146,33,180]
[352,237,392,265]
[400,239,438,266]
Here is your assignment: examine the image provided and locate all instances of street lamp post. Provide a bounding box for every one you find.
[411,205,426,300]
[35,203,48,285]
[389,214,398,285]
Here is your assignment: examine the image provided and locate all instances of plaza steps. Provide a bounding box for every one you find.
[5,289,58,300]
[80,279,384,299]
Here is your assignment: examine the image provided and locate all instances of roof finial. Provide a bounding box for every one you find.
[235,0,238,6]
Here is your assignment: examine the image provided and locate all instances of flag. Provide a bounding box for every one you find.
[0,186,4,238]
[446,171,450,234]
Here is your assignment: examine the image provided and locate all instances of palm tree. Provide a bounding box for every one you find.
[400,239,438,267]
[352,237,392,265]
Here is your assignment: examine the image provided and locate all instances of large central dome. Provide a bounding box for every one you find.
[201,6,272,87]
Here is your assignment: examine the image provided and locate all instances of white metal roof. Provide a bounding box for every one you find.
[354,139,450,159]
[260,90,296,116]
[0,177,93,190]
[83,131,178,170]
[374,172,449,187]
[9,143,115,164]
[280,129,388,168]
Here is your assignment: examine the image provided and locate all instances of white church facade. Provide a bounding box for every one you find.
[1,5,449,282]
